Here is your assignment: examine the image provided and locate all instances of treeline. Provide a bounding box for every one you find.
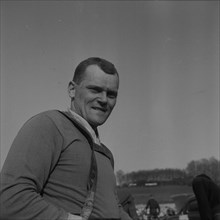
[116,157,220,187]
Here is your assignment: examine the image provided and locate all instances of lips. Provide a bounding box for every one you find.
[92,107,107,113]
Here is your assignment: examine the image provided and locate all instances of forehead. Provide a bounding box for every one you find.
[82,65,119,89]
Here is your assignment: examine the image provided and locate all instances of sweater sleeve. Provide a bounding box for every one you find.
[119,206,133,220]
[115,189,133,220]
[0,113,69,220]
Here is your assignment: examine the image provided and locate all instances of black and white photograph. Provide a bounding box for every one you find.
[1,1,219,220]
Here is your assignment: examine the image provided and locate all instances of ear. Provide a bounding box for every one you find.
[68,81,76,98]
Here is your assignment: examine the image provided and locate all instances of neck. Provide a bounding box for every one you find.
[69,106,99,137]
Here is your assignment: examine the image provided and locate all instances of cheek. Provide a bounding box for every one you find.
[109,99,117,109]
[77,92,89,105]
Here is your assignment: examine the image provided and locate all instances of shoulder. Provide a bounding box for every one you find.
[40,110,94,144]
[29,110,74,128]
[18,110,65,137]
[22,110,86,149]
[21,110,78,138]
[22,110,63,130]
[27,110,62,121]
[35,110,66,121]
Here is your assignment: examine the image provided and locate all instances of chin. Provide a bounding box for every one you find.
[91,119,107,128]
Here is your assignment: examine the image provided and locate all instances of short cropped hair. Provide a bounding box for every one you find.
[73,57,119,84]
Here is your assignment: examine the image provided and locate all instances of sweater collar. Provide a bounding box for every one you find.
[68,108,101,145]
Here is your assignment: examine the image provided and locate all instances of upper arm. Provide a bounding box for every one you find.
[2,114,63,190]
[0,113,67,220]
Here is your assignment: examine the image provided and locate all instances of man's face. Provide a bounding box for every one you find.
[71,65,119,128]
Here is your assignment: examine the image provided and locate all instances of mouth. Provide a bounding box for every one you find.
[92,107,107,113]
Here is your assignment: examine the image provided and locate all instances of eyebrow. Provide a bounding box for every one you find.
[87,85,118,95]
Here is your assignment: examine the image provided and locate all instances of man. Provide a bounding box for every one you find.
[0,57,132,220]
[144,195,160,219]
[192,174,220,220]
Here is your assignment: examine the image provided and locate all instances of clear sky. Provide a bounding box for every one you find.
[1,1,219,173]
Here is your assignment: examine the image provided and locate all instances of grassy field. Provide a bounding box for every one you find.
[118,185,193,205]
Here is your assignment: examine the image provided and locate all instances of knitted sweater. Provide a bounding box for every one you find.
[0,110,130,220]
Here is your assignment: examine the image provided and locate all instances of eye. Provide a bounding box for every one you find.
[91,88,98,93]
[89,87,102,93]
[107,91,117,99]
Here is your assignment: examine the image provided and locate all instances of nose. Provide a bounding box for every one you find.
[98,92,107,104]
